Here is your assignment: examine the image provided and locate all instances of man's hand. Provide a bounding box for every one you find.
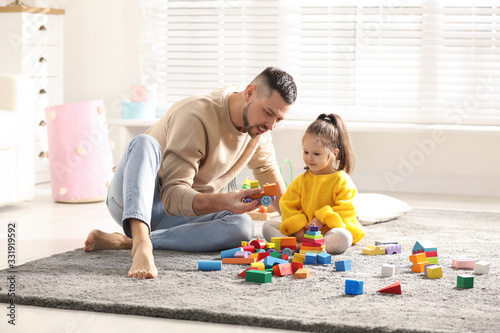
[193,188,263,216]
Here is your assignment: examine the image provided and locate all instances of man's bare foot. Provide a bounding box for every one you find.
[84,229,132,252]
[128,240,158,279]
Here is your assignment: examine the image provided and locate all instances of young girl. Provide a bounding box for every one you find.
[263,113,365,254]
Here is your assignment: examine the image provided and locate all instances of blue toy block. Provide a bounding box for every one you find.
[317,252,332,265]
[309,225,319,232]
[220,247,243,259]
[335,260,351,271]
[304,252,317,265]
[198,260,222,271]
[263,256,288,269]
[345,279,363,295]
[306,230,322,236]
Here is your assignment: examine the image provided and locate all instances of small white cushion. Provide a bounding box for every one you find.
[355,193,411,225]
[0,110,25,150]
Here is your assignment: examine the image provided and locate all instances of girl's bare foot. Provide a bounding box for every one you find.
[84,229,132,252]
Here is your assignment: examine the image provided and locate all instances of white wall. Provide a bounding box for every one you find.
[45,1,500,197]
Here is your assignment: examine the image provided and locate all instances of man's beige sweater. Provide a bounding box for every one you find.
[145,86,282,217]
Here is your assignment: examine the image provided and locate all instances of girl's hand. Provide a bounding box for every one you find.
[293,228,306,242]
[306,217,325,231]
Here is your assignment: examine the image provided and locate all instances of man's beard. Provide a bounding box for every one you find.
[242,102,258,138]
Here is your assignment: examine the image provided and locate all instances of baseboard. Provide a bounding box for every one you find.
[352,171,500,197]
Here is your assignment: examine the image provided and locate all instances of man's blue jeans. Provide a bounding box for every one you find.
[106,134,254,252]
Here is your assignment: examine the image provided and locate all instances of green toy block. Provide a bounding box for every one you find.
[245,270,272,283]
[428,257,439,264]
[457,274,474,289]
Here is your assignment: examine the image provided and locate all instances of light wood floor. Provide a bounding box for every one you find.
[0,184,499,332]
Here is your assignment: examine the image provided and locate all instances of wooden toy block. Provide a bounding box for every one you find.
[250,238,267,250]
[362,244,386,255]
[281,237,297,247]
[281,253,290,261]
[220,247,244,259]
[424,263,438,275]
[412,240,437,254]
[452,258,475,269]
[241,241,249,246]
[247,206,280,221]
[263,256,288,268]
[222,257,257,264]
[345,279,363,295]
[317,252,332,265]
[263,183,278,196]
[377,281,401,294]
[304,252,317,265]
[309,225,319,232]
[380,244,402,255]
[265,242,275,249]
[238,267,259,277]
[245,270,272,283]
[304,234,323,240]
[251,262,265,271]
[234,251,251,258]
[257,252,270,261]
[409,253,427,264]
[291,262,304,273]
[380,264,395,277]
[273,263,294,277]
[375,240,399,246]
[293,253,305,263]
[306,230,322,236]
[427,257,439,265]
[295,268,311,279]
[457,274,474,289]
[426,265,443,279]
[241,245,255,253]
[412,261,430,273]
[242,178,251,189]
[299,249,324,254]
[250,180,260,189]
[303,238,325,245]
[425,251,438,257]
[270,251,284,259]
[301,245,326,251]
[474,260,490,274]
[335,260,352,271]
[198,260,222,271]
[282,248,294,257]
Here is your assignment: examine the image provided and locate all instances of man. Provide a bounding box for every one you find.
[84,67,297,279]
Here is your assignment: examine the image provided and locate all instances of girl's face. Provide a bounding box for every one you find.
[302,133,338,175]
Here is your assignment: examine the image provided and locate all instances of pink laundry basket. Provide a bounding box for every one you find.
[44,100,113,203]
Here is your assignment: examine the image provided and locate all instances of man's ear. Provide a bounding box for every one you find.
[244,84,257,102]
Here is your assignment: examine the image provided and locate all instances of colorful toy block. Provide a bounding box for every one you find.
[241,245,255,252]
[375,240,399,246]
[304,252,317,265]
[474,261,490,274]
[377,281,401,294]
[222,257,257,264]
[412,240,437,254]
[452,258,475,270]
[263,256,288,269]
[293,253,305,263]
[251,262,265,271]
[380,244,402,255]
[250,238,266,250]
[426,265,443,279]
[273,263,294,277]
[409,253,429,273]
[291,262,304,273]
[309,225,319,232]
[362,244,386,255]
[245,270,272,283]
[335,260,351,271]
[295,268,311,279]
[243,182,277,207]
[282,248,294,257]
[317,252,332,265]
[457,274,474,289]
[381,264,395,277]
[198,260,222,271]
[345,279,364,295]
[427,257,439,264]
[238,267,259,277]
[220,247,244,259]
[234,251,251,258]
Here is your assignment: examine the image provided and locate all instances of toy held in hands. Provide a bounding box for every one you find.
[242,179,277,207]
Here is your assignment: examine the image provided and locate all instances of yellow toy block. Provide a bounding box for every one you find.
[362,244,386,255]
[251,262,265,271]
[300,249,324,254]
[427,265,443,279]
[295,268,311,279]
[250,253,259,259]
[250,180,260,189]
[266,242,275,249]
[241,241,249,246]
[293,253,305,263]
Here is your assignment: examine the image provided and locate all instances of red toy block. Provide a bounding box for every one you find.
[273,263,294,277]
[292,262,304,273]
[238,267,259,277]
[257,252,270,261]
[242,245,256,253]
[250,238,266,250]
[377,281,402,294]
[302,238,325,246]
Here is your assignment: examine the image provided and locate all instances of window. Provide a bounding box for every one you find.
[140,0,500,126]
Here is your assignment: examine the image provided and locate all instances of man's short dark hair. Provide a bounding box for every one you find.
[251,67,297,105]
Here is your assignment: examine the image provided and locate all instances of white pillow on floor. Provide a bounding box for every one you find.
[354,193,411,225]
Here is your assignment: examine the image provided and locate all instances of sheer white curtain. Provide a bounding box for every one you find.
[140,0,500,125]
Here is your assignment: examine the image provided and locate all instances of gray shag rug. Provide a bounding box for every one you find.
[1,208,499,333]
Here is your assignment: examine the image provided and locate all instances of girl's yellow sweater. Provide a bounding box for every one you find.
[279,170,366,244]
